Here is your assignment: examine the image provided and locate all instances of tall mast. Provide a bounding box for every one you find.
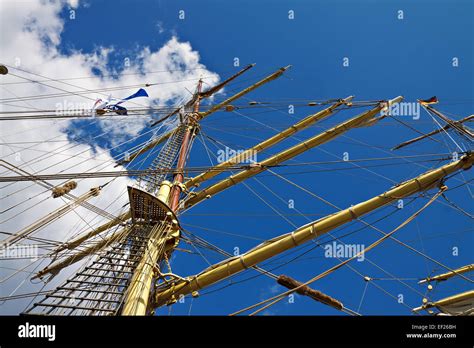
[121,67,288,314]
[27,77,208,316]
[120,80,203,315]
[169,79,202,211]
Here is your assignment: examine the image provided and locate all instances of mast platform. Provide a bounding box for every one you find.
[127,186,178,225]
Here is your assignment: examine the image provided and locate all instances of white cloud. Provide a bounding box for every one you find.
[0,0,220,314]
[67,0,79,9]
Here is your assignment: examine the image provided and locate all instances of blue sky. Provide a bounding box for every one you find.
[19,0,474,315]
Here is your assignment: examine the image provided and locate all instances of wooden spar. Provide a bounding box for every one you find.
[184,96,354,189]
[412,290,474,313]
[197,65,291,121]
[425,105,474,139]
[277,275,344,311]
[393,115,474,150]
[199,63,256,98]
[0,160,117,220]
[153,152,474,307]
[33,227,128,280]
[148,64,256,128]
[419,264,474,284]
[118,65,288,165]
[1,187,102,247]
[184,97,403,209]
[53,211,130,252]
[115,132,173,166]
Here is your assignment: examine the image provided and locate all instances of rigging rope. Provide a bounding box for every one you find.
[230,187,446,316]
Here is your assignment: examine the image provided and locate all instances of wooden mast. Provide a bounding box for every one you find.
[169,79,202,211]
[121,80,203,315]
[121,66,290,315]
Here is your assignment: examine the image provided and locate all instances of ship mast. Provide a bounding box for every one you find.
[26,64,293,316]
[121,79,203,314]
[169,79,202,211]
[119,67,295,314]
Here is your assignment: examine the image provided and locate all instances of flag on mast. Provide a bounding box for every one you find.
[418,96,438,105]
[93,88,149,115]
